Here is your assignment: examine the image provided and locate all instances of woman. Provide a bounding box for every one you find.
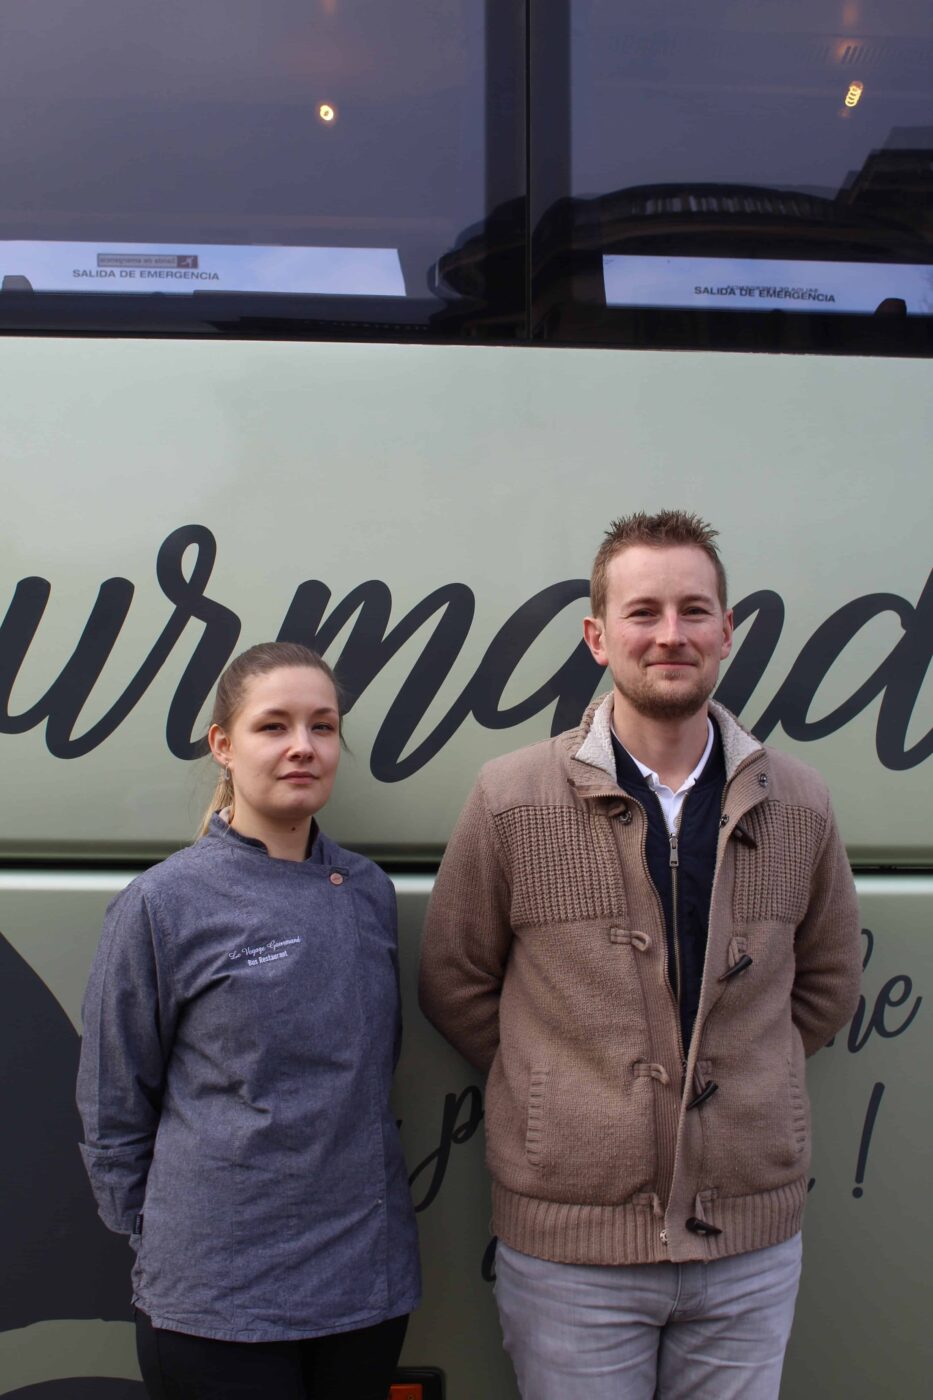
[77,642,420,1399]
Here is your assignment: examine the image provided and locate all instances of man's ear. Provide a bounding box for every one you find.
[720,607,734,661]
[583,615,608,667]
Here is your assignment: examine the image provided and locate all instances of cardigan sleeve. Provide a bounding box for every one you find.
[791,797,862,1056]
[76,882,180,1233]
[418,772,513,1075]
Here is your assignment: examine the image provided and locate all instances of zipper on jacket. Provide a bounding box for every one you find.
[668,792,692,1080]
[654,744,769,1222]
[629,794,687,1078]
[668,824,681,1013]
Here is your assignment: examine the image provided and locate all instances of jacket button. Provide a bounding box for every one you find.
[719,813,729,827]
[686,1081,719,1110]
[685,1216,722,1236]
[758,772,769,787]
[619,809,633,825]
[719,954,753,982]
[329,872,344,886]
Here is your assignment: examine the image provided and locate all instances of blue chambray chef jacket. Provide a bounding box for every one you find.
[77,815,421,1343]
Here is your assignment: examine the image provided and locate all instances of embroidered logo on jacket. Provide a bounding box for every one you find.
[227,936,302,968]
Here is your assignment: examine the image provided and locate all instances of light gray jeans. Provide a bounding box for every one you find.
[495,1234,802,1400]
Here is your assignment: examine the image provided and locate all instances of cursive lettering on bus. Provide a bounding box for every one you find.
[846,928,923,1054]
[278,576,477,783]
[0,525,929,772]
[0,526,240,760]
[751,578,933,769]
[407,1085,484,1214]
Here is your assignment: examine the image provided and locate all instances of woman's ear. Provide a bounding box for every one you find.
[208,723,231,767]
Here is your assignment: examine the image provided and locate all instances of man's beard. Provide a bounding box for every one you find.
[620,666,716,722]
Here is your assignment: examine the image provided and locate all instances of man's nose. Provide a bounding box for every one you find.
[657,609,686,645]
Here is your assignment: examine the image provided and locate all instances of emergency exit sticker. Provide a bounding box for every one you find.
[603,254,933,314]
[0,240,406,296]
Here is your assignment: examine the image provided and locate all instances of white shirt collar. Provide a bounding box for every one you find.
[618,717,715,799]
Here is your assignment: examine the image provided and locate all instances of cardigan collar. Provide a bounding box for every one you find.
[569,693,762,785]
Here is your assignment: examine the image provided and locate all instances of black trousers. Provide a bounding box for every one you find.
[136,1308,408,1400]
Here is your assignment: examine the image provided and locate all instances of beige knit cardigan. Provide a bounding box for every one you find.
[419,697,862,1265]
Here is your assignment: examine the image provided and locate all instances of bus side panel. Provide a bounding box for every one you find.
[0,339,930,865]
[1,337,930,1396]
[0,874,928,1397]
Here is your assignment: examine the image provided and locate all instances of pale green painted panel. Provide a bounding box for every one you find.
[782,877,931,1399]
[0,339,929,863]
[0,873,928,1396]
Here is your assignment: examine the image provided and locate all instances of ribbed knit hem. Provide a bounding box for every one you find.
[689,1177,808,1262]
[493,1184,670,1265]
[492,1177,808,1266]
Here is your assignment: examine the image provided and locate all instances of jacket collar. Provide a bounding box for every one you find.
[207,809,325,861]
[567,693,763,785]
[569,694,617,782]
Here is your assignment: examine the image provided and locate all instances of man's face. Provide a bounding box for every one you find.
[584,544,733,724]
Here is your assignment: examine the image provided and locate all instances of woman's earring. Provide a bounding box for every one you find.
[224,765,231,785]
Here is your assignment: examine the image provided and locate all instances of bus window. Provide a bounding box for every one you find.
[525,0,933,354]
[0,1,525,340]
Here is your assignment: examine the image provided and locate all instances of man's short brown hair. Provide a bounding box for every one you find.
[590,510,728,616]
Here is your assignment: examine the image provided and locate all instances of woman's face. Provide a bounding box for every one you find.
[209,666,341,832]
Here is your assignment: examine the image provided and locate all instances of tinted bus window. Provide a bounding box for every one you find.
[530,0,933,354]
[0,1,524,338]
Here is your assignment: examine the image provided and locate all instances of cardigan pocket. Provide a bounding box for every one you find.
[524,1069,549,1167]
[698,1030,812,1192]
[520,1063,658,1201]
[788,1064,809,1155]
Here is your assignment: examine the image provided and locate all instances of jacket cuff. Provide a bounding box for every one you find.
[79,1141,152,1235]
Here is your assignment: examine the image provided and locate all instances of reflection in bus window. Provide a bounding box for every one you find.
[530,0,932,348]
[0,0,516,328]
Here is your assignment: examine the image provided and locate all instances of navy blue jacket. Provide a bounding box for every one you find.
[77,816,421,1342]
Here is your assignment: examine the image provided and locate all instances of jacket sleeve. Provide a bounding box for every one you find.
[792,797,862,1056]
[76,882,179,1233]
[386,879,404,1071]
[418,772,513,1075]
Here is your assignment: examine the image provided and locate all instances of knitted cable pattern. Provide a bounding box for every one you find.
[493,804,627,926]
[732,801,827,924]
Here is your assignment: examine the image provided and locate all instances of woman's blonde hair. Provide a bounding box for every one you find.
[197,641,343,838]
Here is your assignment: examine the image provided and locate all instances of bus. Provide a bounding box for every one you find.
[1,3,930,1396]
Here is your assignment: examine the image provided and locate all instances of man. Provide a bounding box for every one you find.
[419,510,861,1399]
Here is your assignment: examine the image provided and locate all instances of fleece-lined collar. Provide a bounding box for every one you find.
[570,693,762,784]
